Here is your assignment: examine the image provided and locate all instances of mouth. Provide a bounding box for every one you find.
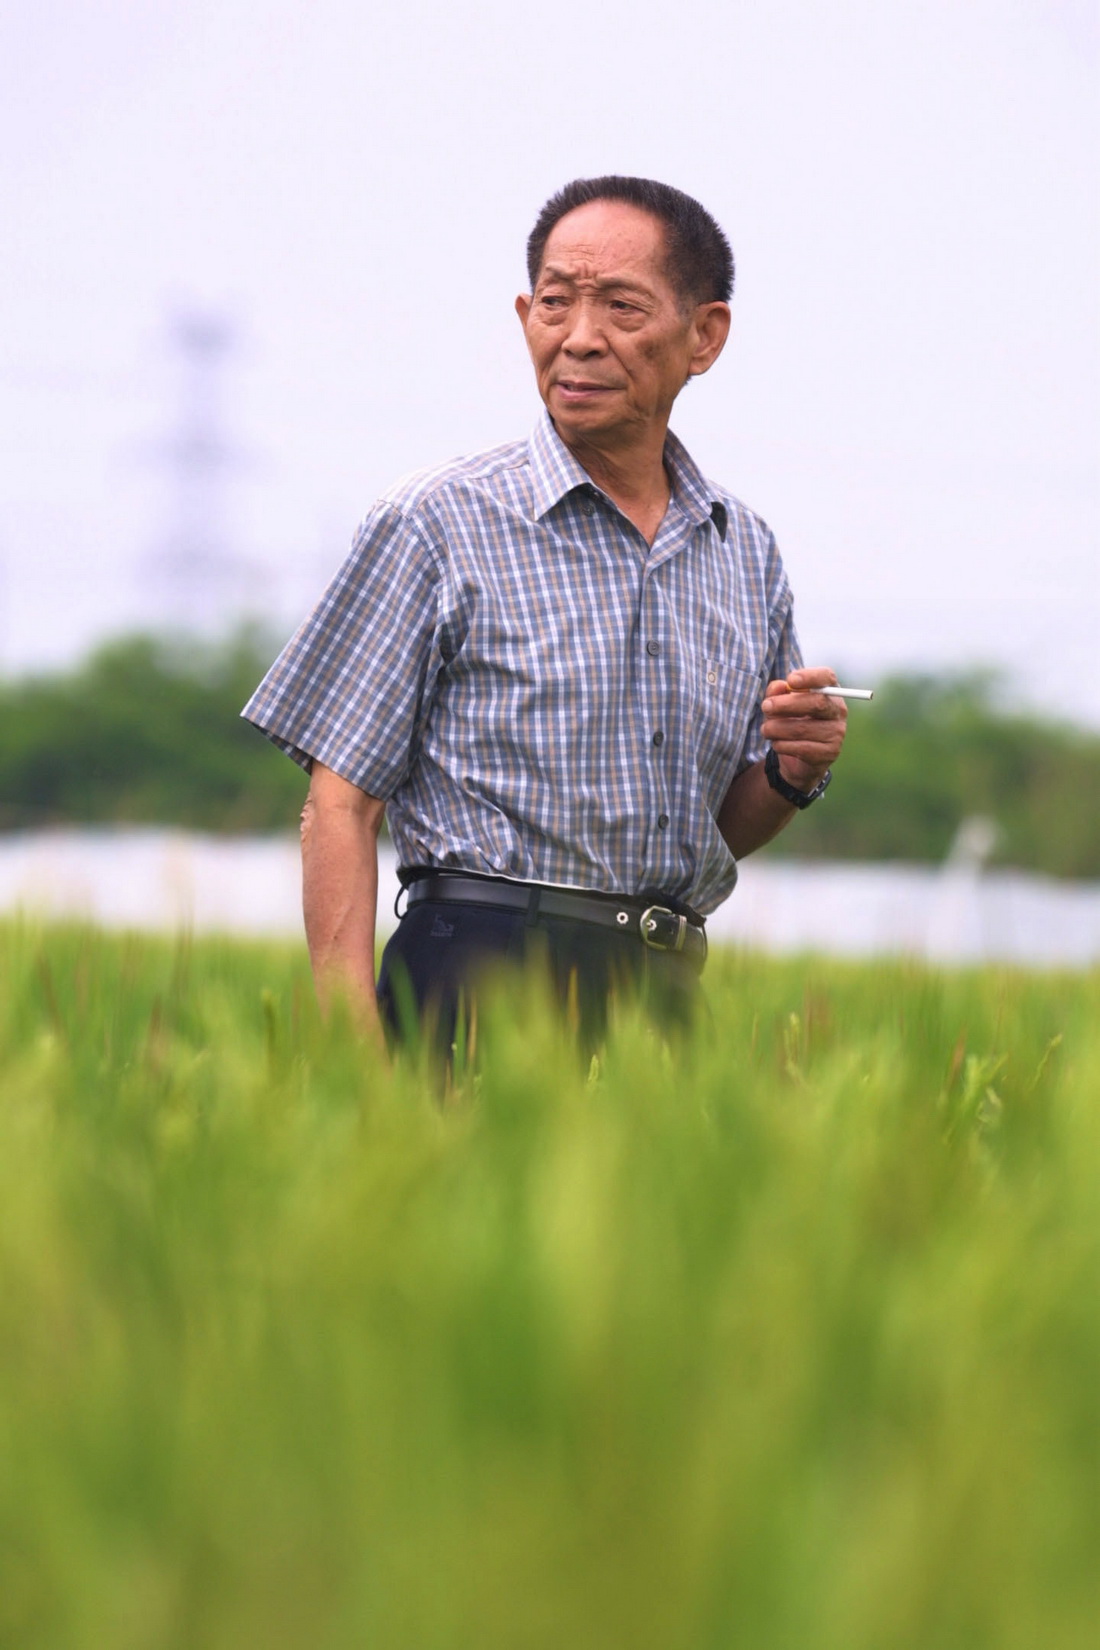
[554,379,618,400]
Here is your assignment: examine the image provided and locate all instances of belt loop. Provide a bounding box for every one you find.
[525,884,541,928]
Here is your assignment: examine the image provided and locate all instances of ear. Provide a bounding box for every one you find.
[515,293,532,329]
[687,301,731,379]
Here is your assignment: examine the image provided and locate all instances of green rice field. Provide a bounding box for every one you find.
[1,920,1097,1649]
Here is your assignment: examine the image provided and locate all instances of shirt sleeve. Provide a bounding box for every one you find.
[241,503,444,798]
[736,577,803,773]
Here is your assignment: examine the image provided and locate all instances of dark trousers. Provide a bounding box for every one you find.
[377,895,704,1059]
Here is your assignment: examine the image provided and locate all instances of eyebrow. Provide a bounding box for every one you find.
[538,265,653,298]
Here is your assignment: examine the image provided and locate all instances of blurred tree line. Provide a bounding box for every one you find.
[0,630,306,835]
[0,632,1098,877]
[765,671,1100,877]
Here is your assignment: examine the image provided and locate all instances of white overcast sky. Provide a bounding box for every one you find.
[2,0,1098,720]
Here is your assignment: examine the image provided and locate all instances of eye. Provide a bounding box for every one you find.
[609,299,640,315]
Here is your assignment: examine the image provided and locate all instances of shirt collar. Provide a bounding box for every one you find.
[527,409,728,539]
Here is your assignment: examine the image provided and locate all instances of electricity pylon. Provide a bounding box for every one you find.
[141,309,257,633]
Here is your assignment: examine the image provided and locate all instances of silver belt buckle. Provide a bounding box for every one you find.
[640,905,687,952]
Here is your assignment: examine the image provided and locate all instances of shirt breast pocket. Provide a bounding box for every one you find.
[694,657,761,784]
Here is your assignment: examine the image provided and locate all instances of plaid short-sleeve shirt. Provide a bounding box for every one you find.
[243,412,800,916]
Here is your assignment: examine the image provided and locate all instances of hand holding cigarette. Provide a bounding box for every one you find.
[760,667,861,794]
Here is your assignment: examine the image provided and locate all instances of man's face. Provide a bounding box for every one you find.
[515,199,729,453]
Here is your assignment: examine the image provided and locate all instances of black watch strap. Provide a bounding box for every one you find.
[764,745,832,809]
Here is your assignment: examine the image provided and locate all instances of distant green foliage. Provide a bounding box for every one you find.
[1,924,1097,1649]
[1,637,1098,875]
[0,628,305,832]
[766,671,1100,877]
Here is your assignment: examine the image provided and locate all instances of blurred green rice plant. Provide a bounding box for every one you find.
[0,921,1096,1649]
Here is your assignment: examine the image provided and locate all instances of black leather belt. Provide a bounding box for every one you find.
[404,872,707,962]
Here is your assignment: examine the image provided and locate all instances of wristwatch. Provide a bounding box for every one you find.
[764,745,832,809]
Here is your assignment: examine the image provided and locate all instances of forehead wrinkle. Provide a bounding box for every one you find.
[538,262,656,298]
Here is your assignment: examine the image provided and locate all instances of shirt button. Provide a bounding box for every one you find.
[582,502,596,517]
[657,813,670,830]
[645,640,660,657]
[707,670,717,684]
[652,730,665,747]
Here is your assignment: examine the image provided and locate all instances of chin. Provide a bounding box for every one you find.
[551,404,614,438]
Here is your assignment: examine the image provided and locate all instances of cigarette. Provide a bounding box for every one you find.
[818,686,874,700]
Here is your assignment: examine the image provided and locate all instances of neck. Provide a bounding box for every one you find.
[558,422,672,546]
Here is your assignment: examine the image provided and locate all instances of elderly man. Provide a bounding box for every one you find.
[244,175,847,1048]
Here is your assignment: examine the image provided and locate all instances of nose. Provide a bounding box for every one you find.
[562,297,607,357]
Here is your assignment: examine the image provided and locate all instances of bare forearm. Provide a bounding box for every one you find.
[303,815,379,1004]
[717,759,798,859]
[300,764,386,1027]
